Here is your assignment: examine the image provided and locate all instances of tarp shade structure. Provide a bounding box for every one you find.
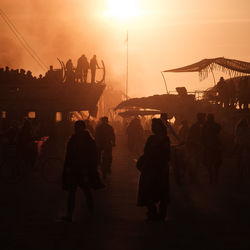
[115,94,195,113]
[115,93,214,121]
[118,110,162,118]
[163,57,250,80]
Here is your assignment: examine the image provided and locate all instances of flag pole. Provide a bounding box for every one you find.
[126,30,128,100]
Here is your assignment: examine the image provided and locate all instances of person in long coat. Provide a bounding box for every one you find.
[62,120,103,222]
[137,118,171,221]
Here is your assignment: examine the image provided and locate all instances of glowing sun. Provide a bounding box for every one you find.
[105,0,141,20]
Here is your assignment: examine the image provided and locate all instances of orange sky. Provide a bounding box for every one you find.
[0,0,249,97]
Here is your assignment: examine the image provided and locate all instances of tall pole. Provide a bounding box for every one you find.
[126,30,128,100]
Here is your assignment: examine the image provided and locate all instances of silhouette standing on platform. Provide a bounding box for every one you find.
[137,118,170,221]
[90,55,100,83]
[203,114,222,184]
[65,59,74,84]
[61,120,104,222]
[82,55,89,84]
[75,56,84,83]
[95,117,115,180]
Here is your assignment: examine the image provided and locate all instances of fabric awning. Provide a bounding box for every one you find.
[163,57,250,79]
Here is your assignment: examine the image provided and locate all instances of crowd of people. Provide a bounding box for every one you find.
[0,54,101,86]
[65,54,100,84]
[0,66,39,84]
[216,76,250,110]
[0,111,250,222]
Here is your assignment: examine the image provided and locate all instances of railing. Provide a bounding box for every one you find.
[168,90,218,101]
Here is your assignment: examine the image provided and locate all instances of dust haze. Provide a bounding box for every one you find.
[1,0,250,97]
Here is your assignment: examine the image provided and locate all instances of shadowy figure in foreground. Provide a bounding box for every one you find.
[137,118,170,221]
[203,114,222,184]
[95,117,115,180]
[62,120,104,222]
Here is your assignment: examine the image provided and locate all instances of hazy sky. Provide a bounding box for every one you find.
[0,0,250,97]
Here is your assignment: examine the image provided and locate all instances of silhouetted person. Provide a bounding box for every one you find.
[65,59,74,84]
[186,112,206,183]
[4,120,20,145]
[95,116,115,179]
[62,120,104,222]
[238,77,249,110]
[217,77,229,108]
[234,118,250,175]
[75,56,83,83]
[26,70,33,81]
[82,55,89,83]
[137,118,170,221]
[126,117,144,154]
[203,114,222,184]
[85,119,95,138]
[228,79,236,108]
[160,113,180,144]
[17,119,37,166]
[19,69,26,83]
[45,65,54,80]
[90,55,100,83]
[171,120,189,186]
[178,120,189,144]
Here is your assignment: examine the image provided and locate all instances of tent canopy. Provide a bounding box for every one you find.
[163,57,250,79]
[118,109,162,118]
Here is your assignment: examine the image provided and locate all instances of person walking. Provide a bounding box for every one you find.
[186,112,206,184]
[137,118,171,221]
[61,120,104,222]
[203,114,222,184]
[95,117,115,180]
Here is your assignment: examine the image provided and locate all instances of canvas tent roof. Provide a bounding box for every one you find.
[163,57,250,79]
[118,110,162,118]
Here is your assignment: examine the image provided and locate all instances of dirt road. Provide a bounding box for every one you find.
[0,136,250,249]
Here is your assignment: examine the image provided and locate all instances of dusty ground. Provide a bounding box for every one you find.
[0,135,250,250]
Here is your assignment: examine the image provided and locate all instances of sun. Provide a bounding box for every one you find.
[104,0,141,20]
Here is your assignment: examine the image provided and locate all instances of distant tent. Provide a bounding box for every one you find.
[163,57,250,80]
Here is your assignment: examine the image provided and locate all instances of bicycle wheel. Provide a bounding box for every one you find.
[0,158,24,183]
[42,157,63,184]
